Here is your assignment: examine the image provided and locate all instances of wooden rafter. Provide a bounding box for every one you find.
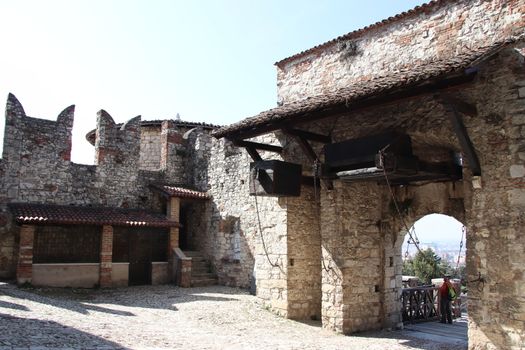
[286,132,333,190]
[440,98,481,176]
[231,140,283,154]
[284,128,331,143]
[440,94,477,117]
[229,72,477,140]
[244,146,262,162]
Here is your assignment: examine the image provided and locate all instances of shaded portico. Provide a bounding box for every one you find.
[10,203,179,287]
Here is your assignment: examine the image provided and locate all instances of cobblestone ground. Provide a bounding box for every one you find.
[0,282,466,350]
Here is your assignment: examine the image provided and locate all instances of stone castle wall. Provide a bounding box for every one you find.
[273,47,525,348]
[276,0,525,104]
[139,126,162,171]
[200,136,290,315]
[0,92,294,318]
[461,48,525,349]
[0,95,202,278]
[286,187,322,320]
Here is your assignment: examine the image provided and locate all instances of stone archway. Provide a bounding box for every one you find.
[399,212,467,321]
[379,181,467,330]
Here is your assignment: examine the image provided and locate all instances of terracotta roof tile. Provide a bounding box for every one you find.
[213,35,523,139]
[150,184,210,200]
[8,203,179,228]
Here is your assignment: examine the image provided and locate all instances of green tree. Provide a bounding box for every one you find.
[412,248,444,284]
[402,258,415,276]
[439,259,454,277]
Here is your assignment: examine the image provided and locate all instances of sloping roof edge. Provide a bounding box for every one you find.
[275,0,446,66]
[213,35,524,139]
[9,203,180,228]
[150,184,211,200]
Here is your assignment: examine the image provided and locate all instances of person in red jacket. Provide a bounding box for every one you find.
[439,275,453,324]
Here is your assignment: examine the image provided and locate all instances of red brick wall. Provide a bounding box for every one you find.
[99,225,113,288]
[17,225,35,284]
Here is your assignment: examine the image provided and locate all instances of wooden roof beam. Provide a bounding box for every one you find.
[286,132,333,190]
[231,140,283,154]
[284,128,331,143]
[440,97,481,176]
[227,71,477,140]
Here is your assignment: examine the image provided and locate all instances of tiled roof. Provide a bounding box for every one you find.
[150,184,210,200]
[140,120,221,129]
[213,35,523,139]
[85,119,220,145]
[276,0,445,66]
[8,203,179,228]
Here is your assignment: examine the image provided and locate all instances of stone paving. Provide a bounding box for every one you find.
[0,282,466,350]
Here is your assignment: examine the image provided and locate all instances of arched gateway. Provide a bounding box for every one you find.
[0,2,523,350]
[212,2,525,348]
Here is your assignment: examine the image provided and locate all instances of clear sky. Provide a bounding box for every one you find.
[0,0,428,164]
[403,213,465,252]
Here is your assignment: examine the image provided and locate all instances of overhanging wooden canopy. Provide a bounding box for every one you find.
[213,36,521,141]
[213,35,523,188]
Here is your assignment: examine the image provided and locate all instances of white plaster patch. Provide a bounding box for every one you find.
[510,165,525,178]
[509,189,525,207]
[519,87,525,99]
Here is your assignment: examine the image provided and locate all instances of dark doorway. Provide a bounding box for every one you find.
[128,230,152,286]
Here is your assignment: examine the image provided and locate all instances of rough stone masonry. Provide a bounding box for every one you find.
[0,1,524,350]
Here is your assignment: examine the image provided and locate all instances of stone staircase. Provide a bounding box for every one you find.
[183,251,218,287]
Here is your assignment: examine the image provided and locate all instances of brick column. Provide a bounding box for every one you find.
[17,225,35,285]
[100,225,113,288]
[168,197,180,221]
[168,198,180,248]
[169,227,179,250]
[168,197,181,283]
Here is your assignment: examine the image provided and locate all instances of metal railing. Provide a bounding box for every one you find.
[401,286,462,323]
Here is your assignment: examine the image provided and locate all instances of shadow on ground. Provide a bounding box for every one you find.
[0,282,241,317]
[0,312,126,349]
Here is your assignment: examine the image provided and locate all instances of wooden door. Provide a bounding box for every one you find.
[128,230,152,285]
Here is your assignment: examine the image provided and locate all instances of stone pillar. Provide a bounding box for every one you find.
[178,258,192,288]
[99,225,113,288]
[286,187,322,320]
[17,225,35,285]
[160,121,186,183]
[320,182,383,334]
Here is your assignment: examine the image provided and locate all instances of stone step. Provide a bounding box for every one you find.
[191,261,210,268]
[191,258,209,265]
[192,267,211,274]
[191,272,216,278]
[182,250,218,287]
[191,277,218,287]
[183,251,203,257]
